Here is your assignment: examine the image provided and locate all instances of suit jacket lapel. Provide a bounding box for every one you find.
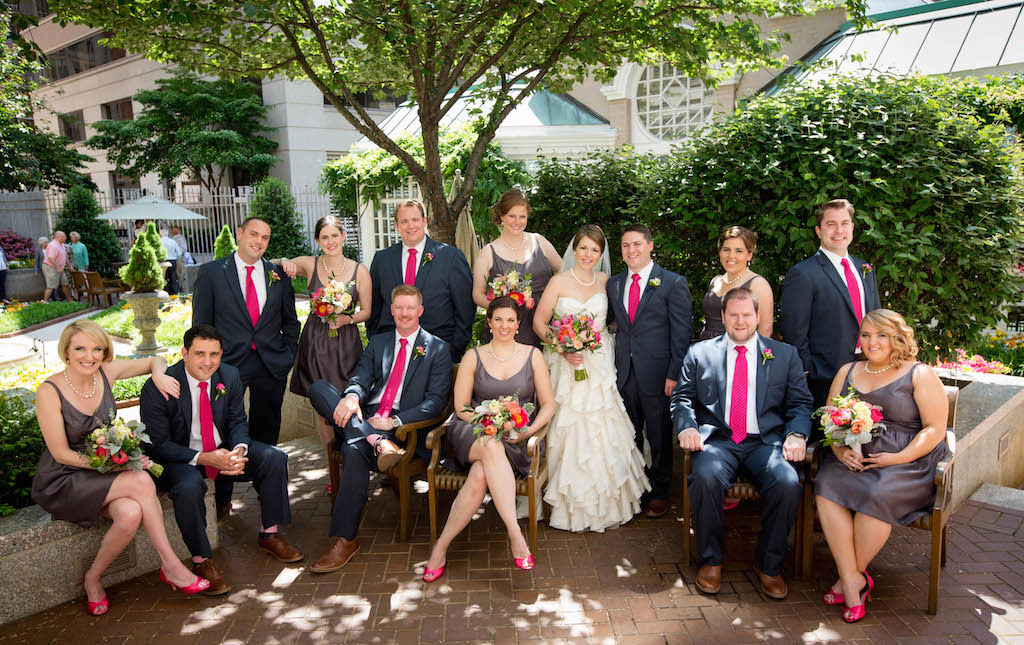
[633,263,662,322]
[414,238,436,289]
[389,243,405,290]
[253,258,277,331]
[401,330,427,388]
[176,368,192,441]
[610,273,628,327]
[223,256,253,328]
[816,252,857,320]
[714,335,728,420]
[380,333,396,395]
[755,336,768,415]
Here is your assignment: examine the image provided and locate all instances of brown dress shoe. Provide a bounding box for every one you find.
[643,498,668,518]
[754,564,789,599]
[258,533,304,563]
[216,502,231,521]
[695,564,722,594]
[193,559,231,596]
[310,537,360,573]
[375,439,405,472]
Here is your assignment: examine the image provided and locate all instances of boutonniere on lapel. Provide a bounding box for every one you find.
[214,383,227,401]
[648,278,661,288]
[268,269,281,285]
[422,252,434,265]
[761,349,774,365]
[412,344,427,360]
[861,263,874,275]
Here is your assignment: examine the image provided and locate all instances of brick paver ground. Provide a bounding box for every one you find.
[2,436,1023,644]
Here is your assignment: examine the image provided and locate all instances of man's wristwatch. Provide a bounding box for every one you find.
[391,416,402,428]
[785,432,806,441]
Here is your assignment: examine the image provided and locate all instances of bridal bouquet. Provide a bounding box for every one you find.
[84,415,163,477]
[487,270,534,309]
[544,313,602,381]
[815,387,886,457]
[310,279,356,337]
[465,395,535,442]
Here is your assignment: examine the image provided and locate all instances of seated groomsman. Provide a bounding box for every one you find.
[307,285,452,573]
[670,288,812,599]
[141,324,302,595]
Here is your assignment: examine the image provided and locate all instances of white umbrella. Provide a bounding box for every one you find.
[98,195,207,221]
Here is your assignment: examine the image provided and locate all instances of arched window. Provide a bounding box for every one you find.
[635,63,713,140]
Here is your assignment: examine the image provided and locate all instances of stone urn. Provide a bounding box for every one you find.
[123,290,168,356]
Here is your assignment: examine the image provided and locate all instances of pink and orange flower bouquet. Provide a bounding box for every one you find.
[814,387,886,457]
[487,270,534,309]
[544,313,602,381]
[310,279,356,337]
[84,414,163,477]
[465,395,536,442]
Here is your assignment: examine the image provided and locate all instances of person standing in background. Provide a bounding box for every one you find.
[160,228,182,295]
[70,232,89,271]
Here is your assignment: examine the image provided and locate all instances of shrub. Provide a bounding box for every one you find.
[0,394,44,516]
[142,221,166,261]
[119,234,164,292]
[249,178,307,261]
[214,224,237,259]
[52,186,123,276]
[0,230,34,261]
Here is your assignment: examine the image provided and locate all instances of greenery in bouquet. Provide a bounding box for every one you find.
[119,233,165,293]
[214,224,237,259]
[465,395,535,443]
[84,415,163,477]
[487,270,534,309]
[310,279,356,337]
[814,387,886,456]
[543,313,603,381]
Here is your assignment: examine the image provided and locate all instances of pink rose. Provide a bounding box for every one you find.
[830,408,853,425]
[95,435,107,445]
[869,408,883,423]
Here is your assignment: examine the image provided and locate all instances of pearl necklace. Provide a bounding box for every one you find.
[322,255,347,281]
[487,343,518,363]
[570,267,596,286]
[864,362,894,374]
[499,234,525,256]
[723,269,749,286]
[64,370,97,399]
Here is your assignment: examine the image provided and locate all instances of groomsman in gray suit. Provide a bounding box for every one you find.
[671,288,812,599]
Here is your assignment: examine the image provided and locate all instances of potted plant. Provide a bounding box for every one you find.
[118,232,167,356]
[214,224,237,259]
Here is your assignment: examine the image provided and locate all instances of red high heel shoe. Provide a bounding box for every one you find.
[159,568,211,595]
[423,564,445,583]
[824,569,874,606]
[842,573,872,623]
[514,555,534,570]
[85,597,108,616]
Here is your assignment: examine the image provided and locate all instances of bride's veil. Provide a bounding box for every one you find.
[561,238,612,275]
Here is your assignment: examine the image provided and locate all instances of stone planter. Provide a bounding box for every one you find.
[5,268,44,302]
[123,290,168,356]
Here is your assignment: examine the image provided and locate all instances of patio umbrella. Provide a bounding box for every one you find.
[98,195,207,221]
[451,170,480,266]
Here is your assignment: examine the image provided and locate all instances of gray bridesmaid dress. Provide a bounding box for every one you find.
[31,372,119,527]
[485,235,553,347]
[814,363,948,526]
[444,347,537,476]
[699,276,756,340]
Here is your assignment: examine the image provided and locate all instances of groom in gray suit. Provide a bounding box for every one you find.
[671,287,812,599]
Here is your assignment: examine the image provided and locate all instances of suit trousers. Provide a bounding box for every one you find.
[158,441,291,558]
[688,435,803,576]
[620,364,673,500]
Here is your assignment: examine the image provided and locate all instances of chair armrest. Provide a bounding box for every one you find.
[425,425,448,473]
[396,411,448,443]
[806,441,821,478]
[933,458,954,512]
[527,423,548,479]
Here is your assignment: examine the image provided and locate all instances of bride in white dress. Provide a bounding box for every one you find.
[532,224,650,532]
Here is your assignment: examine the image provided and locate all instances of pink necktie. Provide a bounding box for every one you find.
[404,249,418,285]
[841,258,863,324]
[729,346,748,444]
[197,382,218,479]
[628,274,641,323]
[376,339,408,418]
[245,266,260,349]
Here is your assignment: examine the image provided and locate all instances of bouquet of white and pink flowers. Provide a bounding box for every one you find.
[814,387,886,457]
[83,414,163,477]
[487,270,534,309]
[465,395,536,442]
[544,313,602,381]
[310,279,356,337]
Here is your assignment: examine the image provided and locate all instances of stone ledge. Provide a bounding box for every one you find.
[0,489,219,625]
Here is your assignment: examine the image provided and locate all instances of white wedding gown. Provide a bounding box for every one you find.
[543,293,650,532]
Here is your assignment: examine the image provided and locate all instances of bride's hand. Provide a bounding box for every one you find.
[562,352,584,367]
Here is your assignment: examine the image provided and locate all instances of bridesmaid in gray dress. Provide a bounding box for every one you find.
[699,226,773,340]
[814,310,949,624]
[31,321,209,616]
[472,189,562,347]
[423,297,557,582]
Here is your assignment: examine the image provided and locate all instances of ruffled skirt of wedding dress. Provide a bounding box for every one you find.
[543,344,651,532]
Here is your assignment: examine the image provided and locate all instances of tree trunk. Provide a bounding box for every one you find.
[418,116,457,245]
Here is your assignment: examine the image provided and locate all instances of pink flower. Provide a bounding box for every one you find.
[830,408,853,426]
[869,408,883,423]
[111,450,129,465]
[95,435,107,445]
[95,446,109,458]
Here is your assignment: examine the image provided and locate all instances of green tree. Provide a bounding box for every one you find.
[141,221,166,261]
[50,0,868,244]
[52,186,123,276]
[214,224,237,260]
[85,70,278,192]
[249,178,308,261]
[119,235,164,292]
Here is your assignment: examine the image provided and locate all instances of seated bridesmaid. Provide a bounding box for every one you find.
[31,321,209,616]
[422,296,556,581]
[814,310,948,623]
[698,226,773,340]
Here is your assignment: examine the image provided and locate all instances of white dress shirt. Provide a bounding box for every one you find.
[0,246,7,271]
[725,334,760,436]
[622,261,655,313]
[399,237,427,282]
[234,252,267,314]
[185,372,223,466]
[369,328,420,414]
[818,246,866,316]
[160,236,182,261]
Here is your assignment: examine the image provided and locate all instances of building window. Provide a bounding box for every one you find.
[15,0,50,18]
[111,173,141,204]
[634,63,713,140]
[324,88,404,111]
[101,98,133,121]
[58,110,86,142]
[43,32,126,83]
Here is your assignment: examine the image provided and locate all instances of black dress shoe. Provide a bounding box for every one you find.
[216,503,232,521]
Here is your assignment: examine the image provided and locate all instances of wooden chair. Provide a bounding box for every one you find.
[327,366,457,542]
[83,271,123,307]
[801,385,959,615]
[681,443,815,577]
[70,271,88,302]
[426,422,549,552]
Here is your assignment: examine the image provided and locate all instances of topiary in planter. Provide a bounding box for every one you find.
[214,224,237,259]
[142,221,167,261]
[119,235,165,293]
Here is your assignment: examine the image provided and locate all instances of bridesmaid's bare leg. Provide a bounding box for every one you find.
[426,462,487,571]
[316,416,334,451]
[472,439,530,559]
[84,497,143,602]
[852,513,892,572]
[816,495,861,599]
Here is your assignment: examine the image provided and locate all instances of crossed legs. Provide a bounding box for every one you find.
[816,495,892,607]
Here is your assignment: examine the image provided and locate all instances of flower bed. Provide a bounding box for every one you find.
[0,301,90,335]
[935,330,1024,376]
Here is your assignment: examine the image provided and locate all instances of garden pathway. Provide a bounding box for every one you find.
[1,435,1022,644]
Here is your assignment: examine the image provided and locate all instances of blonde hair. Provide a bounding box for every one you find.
[391,284,423,304]
[861,309,918,365]
[58,320,115,364]
[393,199,426,221]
